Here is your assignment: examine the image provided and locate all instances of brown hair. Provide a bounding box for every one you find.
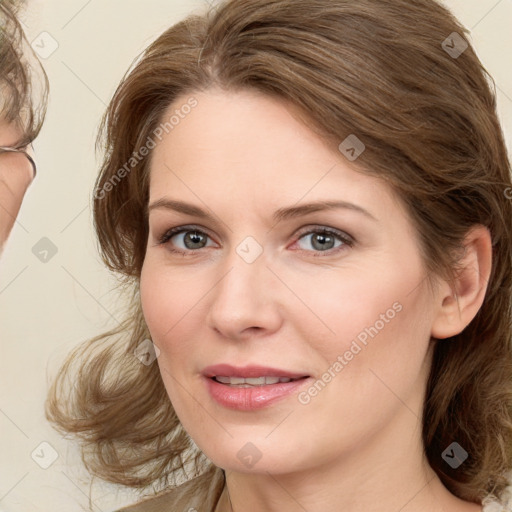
[45,0,512,505]
[0,0,48,145]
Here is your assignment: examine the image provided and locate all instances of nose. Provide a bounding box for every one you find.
[205,247,283,341]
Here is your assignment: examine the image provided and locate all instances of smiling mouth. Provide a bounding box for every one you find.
[212,376,309,387]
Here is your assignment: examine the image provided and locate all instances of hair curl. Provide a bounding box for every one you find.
[46,0,512,505]
[0,0,48,145]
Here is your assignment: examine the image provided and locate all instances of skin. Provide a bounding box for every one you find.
[0,119,35,256]
[140,87,491,512]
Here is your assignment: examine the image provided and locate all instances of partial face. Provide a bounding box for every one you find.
[0,118,35,250]
[0,118,34,184]
[140,88,438,474]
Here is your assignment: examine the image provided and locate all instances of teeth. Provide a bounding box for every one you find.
[215,376,295,386]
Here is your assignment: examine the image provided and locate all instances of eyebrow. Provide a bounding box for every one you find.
[147,198,378,223]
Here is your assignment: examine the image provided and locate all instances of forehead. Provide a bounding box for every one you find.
[147,88,400,221]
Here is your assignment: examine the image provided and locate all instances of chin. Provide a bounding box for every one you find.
[191,432,311,475]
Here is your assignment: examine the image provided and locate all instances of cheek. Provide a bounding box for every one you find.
[140,264,167,337]
[313,277,434,422]
[303,261,433,399]
[140,263,196,411]
[287,264,415,360]
[139,259,212,390]
[140,260,201,341]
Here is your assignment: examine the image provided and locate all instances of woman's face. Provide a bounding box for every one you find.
[140,87,439,475]
[0,119,35,250]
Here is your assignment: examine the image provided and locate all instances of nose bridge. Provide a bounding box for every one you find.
[206,236,281,337]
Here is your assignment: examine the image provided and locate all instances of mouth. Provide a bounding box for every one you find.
[202,364,310,382]
[211,375,309,387]
[202,364,312,410]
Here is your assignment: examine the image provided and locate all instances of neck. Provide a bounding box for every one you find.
[215,410,480,512]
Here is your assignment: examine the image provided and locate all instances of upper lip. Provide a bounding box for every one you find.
[202,364,309,379]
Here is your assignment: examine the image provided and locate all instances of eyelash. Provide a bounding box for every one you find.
[156,224,354,258]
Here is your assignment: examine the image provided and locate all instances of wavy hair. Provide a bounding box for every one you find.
[0,0,48,144]
[46,0,512,505]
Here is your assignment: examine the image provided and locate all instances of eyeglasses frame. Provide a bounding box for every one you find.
[0,144,37,179]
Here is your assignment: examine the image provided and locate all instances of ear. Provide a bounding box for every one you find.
[430,225,492,340]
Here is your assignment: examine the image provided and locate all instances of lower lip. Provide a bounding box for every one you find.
[204,376,311,411]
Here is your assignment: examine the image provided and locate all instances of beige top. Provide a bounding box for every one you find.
[115,466,512,512]
[115,465,225,512]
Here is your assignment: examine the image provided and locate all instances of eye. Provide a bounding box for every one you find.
[292,227,354,257]
[156,225,354,257]
[157,225,215,254]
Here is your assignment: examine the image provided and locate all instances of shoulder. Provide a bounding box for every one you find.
[113,465,225,512]
[482,470,512,512]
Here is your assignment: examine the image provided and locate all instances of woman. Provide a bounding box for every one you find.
[46,0,512,510]
[0,0,48,257]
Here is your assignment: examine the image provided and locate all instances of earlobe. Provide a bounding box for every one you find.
[430,225,492,340]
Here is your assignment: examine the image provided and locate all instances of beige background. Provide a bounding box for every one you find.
[0,0,511,510]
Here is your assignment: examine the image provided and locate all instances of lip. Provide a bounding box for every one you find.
[202,364,311,411]
[202,364,309,379]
